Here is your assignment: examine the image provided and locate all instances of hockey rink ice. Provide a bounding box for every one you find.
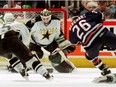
[0,68,116,87]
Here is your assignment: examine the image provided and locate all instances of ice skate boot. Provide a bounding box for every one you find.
[101,64,111,76]
[43,72,53,80]
[93,75,108,83]
[20,69,29,80]
[93,73,116,83]
[7,65,18,73]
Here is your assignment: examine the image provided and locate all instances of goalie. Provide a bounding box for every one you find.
[26,8,76,73]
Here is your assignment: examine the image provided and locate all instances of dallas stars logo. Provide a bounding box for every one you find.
[42,30,51,40]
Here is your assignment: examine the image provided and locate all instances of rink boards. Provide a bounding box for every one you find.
[0,57,116,68]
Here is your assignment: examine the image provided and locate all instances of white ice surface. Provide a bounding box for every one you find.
[0,68,116,87]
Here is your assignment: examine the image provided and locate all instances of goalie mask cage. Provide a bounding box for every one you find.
[0,8,68,69]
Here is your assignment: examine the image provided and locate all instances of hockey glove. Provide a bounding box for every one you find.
[62,44,76,54]
[58,40,76,54]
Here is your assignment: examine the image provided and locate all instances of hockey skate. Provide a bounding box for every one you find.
[93,76,108,83]
[43,72,53,80]
[20,69,29,80]
[101,64,111,76]
[7,65,18,73]
[93,73,116,83]
[93,76,109,83]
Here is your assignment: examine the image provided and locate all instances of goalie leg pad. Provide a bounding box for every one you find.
[49,53,75,73]
[54,60,75,73]
[49,53,62,64]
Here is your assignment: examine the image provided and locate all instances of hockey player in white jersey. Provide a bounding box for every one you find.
[0,13,53,80]
[27,9,76,73]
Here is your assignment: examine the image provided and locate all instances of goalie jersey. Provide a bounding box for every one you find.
[31,16,63,45]
[69,12,107,48]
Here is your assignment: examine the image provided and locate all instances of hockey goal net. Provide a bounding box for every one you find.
[0,8,68,69]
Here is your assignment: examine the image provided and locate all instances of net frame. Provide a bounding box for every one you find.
[0,8,67,32]
[0,8,68,69]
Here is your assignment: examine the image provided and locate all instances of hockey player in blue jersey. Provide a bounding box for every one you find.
[69,2,116,76]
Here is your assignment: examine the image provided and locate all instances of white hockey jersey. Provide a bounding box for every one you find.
[31,19,61,45]
[0,21,30,47]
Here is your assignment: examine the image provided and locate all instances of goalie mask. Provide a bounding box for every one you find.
[40,9,52,23]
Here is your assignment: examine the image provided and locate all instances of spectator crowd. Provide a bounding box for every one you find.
[0,0,116,19]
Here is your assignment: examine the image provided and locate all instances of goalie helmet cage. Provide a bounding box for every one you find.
[0,8,68,69]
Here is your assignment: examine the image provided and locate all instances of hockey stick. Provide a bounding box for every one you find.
[41,44,75,56]
[51,44,76,55]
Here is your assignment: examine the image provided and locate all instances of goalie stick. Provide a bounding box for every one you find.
[51,44,76,55]
[41,44,76,56]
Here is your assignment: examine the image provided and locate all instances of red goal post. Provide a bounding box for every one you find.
[0,8,68,34]
[0,8,68,69]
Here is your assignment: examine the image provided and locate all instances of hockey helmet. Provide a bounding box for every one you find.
[3,13,15,23]
[40,9,52,23]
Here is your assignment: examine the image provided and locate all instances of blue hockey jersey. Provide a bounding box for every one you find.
[69,11,107,47]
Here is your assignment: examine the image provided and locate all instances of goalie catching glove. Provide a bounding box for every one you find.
[57,40,76,54]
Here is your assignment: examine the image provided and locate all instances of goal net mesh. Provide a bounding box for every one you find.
[0,8,67,69]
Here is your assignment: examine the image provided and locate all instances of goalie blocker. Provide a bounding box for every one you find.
[57,40,76,54]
